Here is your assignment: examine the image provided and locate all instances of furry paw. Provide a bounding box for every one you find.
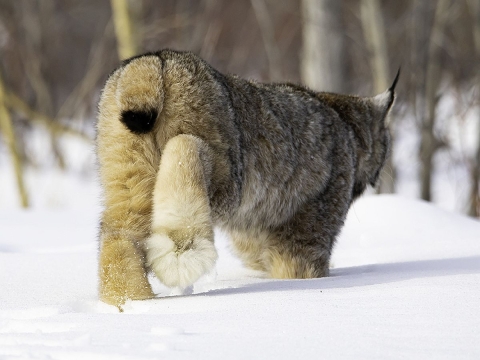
[145,233,218,288]
[100,285,154,312]
[99,236,155,309]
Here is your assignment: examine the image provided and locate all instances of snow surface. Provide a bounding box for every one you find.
[0,106,479,358]
[1,195,479,359]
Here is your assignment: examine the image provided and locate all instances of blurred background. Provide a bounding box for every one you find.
[0,0,479,217]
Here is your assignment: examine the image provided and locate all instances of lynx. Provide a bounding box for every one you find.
[96,49,398,308]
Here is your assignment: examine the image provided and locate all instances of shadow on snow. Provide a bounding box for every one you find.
[196,255,480,297]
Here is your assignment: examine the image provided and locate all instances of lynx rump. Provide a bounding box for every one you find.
[96,49,398,307]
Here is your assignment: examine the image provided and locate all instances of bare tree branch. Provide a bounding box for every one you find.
[0,72,28,207]
[5,92,92,143]
[57,20,114,121]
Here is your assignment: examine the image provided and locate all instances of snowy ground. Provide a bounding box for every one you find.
[1,105,480,359]
[1,193,479,359]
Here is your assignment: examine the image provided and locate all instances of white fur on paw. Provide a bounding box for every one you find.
[146,233,218,288]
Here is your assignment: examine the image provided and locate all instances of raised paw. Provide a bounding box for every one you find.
[145,232,218,288]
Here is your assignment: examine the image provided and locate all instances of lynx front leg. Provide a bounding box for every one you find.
[265,172,353,280]
[146,135,218,288]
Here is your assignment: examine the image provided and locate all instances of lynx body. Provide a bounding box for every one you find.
[96,49,397,307]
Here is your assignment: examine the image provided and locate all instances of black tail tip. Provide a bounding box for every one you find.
[120,109,158,134]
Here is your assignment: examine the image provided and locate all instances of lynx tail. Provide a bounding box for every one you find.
[116,55,164,134]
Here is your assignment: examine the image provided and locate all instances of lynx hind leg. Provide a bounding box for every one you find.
[146,135,218,288]
[98,150,156,306]
[99,230,154,307]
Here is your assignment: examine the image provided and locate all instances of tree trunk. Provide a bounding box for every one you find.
[251,0,282,81]
[420,0,450,202]
[468,0,480,217]
[471,141,480,217]
[110,0,139,60]
[360,0,395,194]
[301,0,345,92]
[0,72,29,208]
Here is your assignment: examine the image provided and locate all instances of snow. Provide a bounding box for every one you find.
[1,107,480,358]
[392,97,480,213]
[1,194,479,359]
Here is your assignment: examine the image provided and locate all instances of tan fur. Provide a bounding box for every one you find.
[116,56,164,114]
[97,61,160,305]
[99,231,154,309]
[267,249,317,279]
[97,56,224,305]
[229,229,321,278]
[146,135,217,288]
[229,229,270,272]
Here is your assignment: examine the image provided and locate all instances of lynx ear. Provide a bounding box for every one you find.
[372,68,400,124]
[389,67,401,94]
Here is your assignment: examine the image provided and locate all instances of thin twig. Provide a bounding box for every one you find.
[5,92,92,143]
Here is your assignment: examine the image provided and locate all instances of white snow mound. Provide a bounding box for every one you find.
[0,195,479,359]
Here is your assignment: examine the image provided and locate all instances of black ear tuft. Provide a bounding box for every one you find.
[389,67,401,93]
[120,109,158,134]
[385,67,400,110]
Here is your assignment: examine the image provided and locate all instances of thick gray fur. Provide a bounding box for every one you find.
[96,49,396,306]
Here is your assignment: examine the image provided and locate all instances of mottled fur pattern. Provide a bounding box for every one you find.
[96,49,397,307]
